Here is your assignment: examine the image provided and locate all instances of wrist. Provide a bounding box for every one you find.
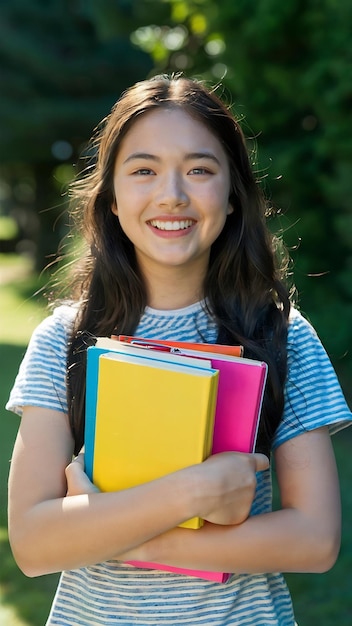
[172,464,203,522]
[144,527,184,565]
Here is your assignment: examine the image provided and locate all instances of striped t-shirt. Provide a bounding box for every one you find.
[6,301,352,626]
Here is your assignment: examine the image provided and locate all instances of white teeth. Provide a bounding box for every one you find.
[150,219,194,231]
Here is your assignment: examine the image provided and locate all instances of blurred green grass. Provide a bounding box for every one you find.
[0,254,351,625]
[282,430,352,624]
[0,255,59,625]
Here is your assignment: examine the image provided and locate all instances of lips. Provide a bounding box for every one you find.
[148,219,195,231]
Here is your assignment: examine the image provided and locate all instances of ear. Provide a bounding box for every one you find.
[227,202,234,215]
[111,201,118,216]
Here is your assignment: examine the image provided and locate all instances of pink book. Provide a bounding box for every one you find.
[122,340,268,582]
[127,560,231,583]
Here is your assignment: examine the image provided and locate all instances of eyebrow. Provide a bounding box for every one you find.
[186,152,221,165]
[123,153,160,164]
[123,151,221,165]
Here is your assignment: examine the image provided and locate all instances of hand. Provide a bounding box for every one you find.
[191,451,269,526]
[65,448,100,497]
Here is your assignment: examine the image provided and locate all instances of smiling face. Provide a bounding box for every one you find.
[111,106,233,291]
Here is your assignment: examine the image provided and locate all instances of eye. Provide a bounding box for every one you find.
[132,168,155,176]
[189,167,212,175]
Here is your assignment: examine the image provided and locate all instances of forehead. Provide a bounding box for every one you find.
[116,107,227,157]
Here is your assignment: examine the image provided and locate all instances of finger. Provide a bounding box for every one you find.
[252,453,270,472]
[65,459,99,493]
[65,458,82,480]
[74,452,85,468]
[65,453,86,481]
[72,448,85,469]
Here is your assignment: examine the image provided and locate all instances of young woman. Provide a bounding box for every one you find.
[7,75,351,625]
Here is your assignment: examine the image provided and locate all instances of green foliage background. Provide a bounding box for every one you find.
[131,0,352,398]
[0,0,351,624]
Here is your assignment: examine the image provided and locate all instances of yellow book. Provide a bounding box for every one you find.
[85,349,219,529]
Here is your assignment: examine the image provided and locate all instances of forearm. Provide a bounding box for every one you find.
[136,505,341,575]
[10,443,266,577]
[9,470,193,577]
[121,428,342,576]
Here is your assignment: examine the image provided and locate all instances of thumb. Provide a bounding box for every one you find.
[65,448,99,496]
[252,453,270,472]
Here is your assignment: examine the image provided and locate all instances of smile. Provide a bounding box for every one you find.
[148,219,195,231]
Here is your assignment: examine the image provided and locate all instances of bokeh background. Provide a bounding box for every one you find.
[0,1,351,624]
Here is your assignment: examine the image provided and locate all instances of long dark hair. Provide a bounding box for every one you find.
[65,74,291,456]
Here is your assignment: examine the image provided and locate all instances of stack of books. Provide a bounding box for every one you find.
[84,336,267,582]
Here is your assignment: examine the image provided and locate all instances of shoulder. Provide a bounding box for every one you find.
[272,306,352,448]
[286,306,331,371]
[18,303,78,372]
[287,306,318,343]
[30,303,78,350]
[36,302,78,334]
[6,303,79,417]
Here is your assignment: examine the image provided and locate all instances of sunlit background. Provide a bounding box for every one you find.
[0,1,351,624]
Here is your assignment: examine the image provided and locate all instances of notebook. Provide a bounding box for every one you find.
[119,337,267,582]
[84,336,267,581]
[85,343,219,529]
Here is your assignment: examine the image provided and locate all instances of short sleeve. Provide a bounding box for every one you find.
[6,305,76,416]
[272,308,352,449]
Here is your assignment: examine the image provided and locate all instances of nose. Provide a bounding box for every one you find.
[156,171,189,209]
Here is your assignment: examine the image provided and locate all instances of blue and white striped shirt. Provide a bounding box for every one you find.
[6,301,352,625]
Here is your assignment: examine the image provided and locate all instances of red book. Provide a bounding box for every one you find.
[116,335,243,357]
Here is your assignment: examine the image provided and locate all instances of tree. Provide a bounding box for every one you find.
[0,0,152,268]
[212,0,352,387]
[0,0,350,393]
[129,0,352,396]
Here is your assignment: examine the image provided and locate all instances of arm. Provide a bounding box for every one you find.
[8,406,268,577]
[121,427,341,574]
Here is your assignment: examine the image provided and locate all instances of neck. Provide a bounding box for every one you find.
[143,267,205,311]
